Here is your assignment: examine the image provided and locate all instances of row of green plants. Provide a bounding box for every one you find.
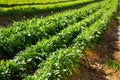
[0,0,108,59]
[0,0,76,5]
[0,0,80,7]
[0,0,93,16]
[0,0,105,40]
[0,1,112,79]
[24,0,118,79]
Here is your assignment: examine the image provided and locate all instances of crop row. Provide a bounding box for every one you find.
[0,1,112,79]
[0,0,108,59]
[0,0,105,40]
[0,0,77,6]
[24,0,118,79]
[0,0,93,16]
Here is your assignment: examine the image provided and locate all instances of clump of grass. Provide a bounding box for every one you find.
[106,59,120,71]
[116,16,120,22]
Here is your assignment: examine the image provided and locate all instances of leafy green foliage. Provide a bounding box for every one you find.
[0,0,118,80]
[0,1,106,58]
[0,0,93,16]
[24,0,118,79]
[0,0,80,5]
[0,0,114,79]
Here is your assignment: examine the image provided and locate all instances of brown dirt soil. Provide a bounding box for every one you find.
[68,8,120,80]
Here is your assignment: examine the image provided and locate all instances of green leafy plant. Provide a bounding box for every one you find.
[0,0,93,16]
[0,0,107,58]
[0,0,116,79]
[24,0,118,79]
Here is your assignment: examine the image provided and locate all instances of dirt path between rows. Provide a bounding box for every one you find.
[82,20,120,80]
